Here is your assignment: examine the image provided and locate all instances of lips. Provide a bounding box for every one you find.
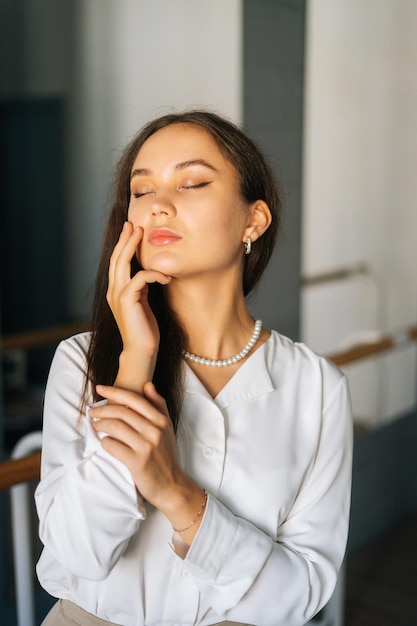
[147,228,182,246]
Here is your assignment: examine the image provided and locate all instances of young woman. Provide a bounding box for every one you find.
[35,110,353,626]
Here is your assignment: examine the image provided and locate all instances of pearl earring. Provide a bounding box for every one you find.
[245,237,252,255]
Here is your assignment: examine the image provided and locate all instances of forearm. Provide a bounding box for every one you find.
[36,427,145,580]
[113,349,157,394]
[182,494,346,625]
[156,476,207,548]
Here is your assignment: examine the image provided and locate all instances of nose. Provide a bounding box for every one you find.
[150,193,176,218]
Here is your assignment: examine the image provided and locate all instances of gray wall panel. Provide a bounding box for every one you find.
[243,0,306,340]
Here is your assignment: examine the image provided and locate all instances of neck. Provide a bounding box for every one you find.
[183,319,262,367]
[165,276,255,361]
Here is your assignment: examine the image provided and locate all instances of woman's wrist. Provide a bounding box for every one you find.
[159,479,207,546]
[114,349,157,394]
[172,490,207,533]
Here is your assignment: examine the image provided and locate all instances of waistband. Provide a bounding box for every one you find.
[61,600,250,626]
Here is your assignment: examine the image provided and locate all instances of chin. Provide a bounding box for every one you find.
[141,253,182,276]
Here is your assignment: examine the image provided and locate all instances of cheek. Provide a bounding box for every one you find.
[220,205,249,240]
[127,201,148,227]
[127,204,137,225]
[127,204,133,224]
[194,218,243,256]
[137,241,149,269]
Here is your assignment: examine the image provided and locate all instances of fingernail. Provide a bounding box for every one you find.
[89,407,99,421]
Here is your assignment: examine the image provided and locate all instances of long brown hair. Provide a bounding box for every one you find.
[85,110,282,430]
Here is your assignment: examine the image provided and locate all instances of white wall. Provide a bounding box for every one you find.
[67,0,243,318]
[302,0,417,425]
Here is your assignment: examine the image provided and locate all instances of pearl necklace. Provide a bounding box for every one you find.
[183,319,262,367]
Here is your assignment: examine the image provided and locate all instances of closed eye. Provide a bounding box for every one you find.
[181,181,212,190]
[132,191,155,198]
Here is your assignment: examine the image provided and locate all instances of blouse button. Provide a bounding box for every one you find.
[204,446,214,457]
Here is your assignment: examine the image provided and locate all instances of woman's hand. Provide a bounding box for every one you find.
[107,222,172,392]
[90,383,206,545]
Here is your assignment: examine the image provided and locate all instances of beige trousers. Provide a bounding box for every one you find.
[41,599,250,626]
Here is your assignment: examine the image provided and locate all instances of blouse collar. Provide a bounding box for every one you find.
[183,333,275,409]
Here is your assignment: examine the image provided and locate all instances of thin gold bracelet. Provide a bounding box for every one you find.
[173,490,208,533]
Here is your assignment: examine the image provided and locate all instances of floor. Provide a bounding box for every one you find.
[344,509,417,625]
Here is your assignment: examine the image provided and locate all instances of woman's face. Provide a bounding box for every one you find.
[127,123,251,281]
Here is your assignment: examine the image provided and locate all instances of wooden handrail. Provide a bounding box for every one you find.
[1,321,89,352]
[302,262,370,287]
[0,323,415,490]
[327,324,417,366]
[2,320,416,365]
[0,451,41,491]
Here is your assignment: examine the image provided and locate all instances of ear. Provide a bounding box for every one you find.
[243,200,272,244]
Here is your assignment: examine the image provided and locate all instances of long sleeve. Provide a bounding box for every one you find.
[178,340,353,625]
[35,330,353,626]
[35,334,145,582]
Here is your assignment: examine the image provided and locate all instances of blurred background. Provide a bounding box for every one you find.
[0,1,416,624]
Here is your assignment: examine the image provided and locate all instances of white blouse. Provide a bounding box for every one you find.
[35,330,352,626]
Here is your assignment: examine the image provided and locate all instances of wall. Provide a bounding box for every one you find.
[66,0,243,318]
[0,6,306,622]
[0,0,71,98]
[244,0,306,340]
[0,0,243,321]
[302,0,417,425]
[0,0,305,339]
[348,407,417,554]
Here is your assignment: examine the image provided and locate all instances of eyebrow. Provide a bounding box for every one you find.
[130,159,218,180]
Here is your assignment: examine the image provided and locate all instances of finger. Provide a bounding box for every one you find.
[112,226,143,271]
[92,415,143,444]
[113,270,172,320]
[108,222,132,280]
[95,385,165,425]
[109,224,143,290]
[89,403,143,425]
[108,221,134,290]
[125,269,172,295]
[100,434,137,466]
[143,381,169,415]
[92,412,163,453]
